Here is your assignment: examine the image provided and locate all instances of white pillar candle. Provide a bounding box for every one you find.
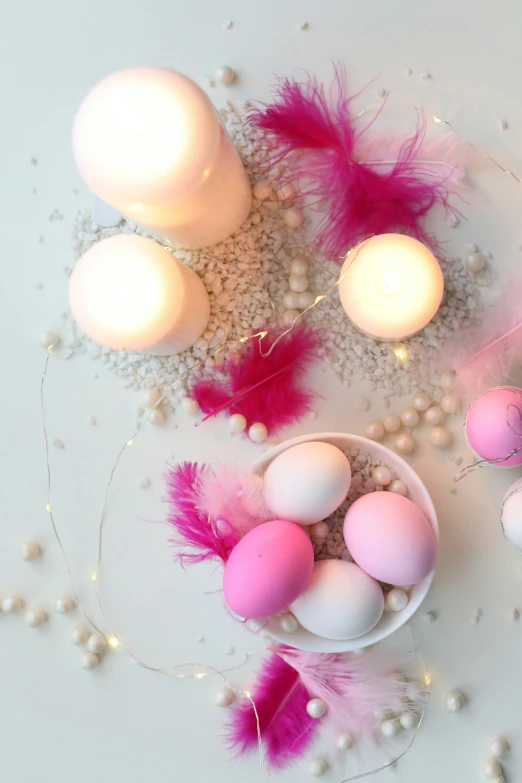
[73,67,252,250]
[69,234,210,355]
[338,234,444,340]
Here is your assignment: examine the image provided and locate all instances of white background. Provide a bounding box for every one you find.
[2,1,522,781]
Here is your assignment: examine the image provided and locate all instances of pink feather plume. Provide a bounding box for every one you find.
[197,463,272,538]
[248,64,465,259]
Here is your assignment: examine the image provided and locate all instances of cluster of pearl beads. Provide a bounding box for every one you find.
[137,387,168,426]
[283,254,315,327]
[181,394,268,444]
[483,737,509,782]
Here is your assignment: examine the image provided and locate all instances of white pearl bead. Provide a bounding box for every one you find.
[283,290,301,310]
[56,596,75,614]
[306,698,327,719]
[298,291,315,309]
[395,433,416,454]
[249,422,268,443]
[276,183,295,201]
[40,330,58,348]
[429,426,452,448]
[143,388,161,406]
[372,466,392,486]
[310,521,329,540]
[465,252,486,273]
[229,413,247,434]
[87,632,106,654]
[484,759,503,779]
[25,608,47,627]
[336,733,354,751]
[381,718,401,738]
[425,406,445,425]
[279,613,299,633]
[439,370,456,390]
[283,309,300,326]
[288,273,309,293]
[182,397,200,414]
[309,757,328,776]
[399,711,419,730]
[149,408,165,425]
[283,208,304,229]
[386,588,409,612]
[373,707,393,721]
[2,595,24,613]
[71,626,91,646]
[440,392,460,414]
[80,652,100,670]
[400,407,420,427]
[290,255,309,275]
[412,392,432,411]
[388,479,408,496]
[216,65,236,85]
[20,540,41,561]
[215,685,235,707]
[365,420,385,441]
[423,611,437,623]
[491,737,509,758]
[253,179,273,201]
[446,689,466,712]
[383,414,401,433]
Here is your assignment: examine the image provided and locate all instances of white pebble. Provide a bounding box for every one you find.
[139,477,151,489]
[306,698,327,719]
[499,119,508,131]
[336,733,353,751]
[425,406,445,425]
[143,388,161,406]
[279,613,299,633]
[2,595,24,613]
[149,408,165,425]
[20,541,41,561]
[401,408,420,428]
[357,396,371,412]
[229,413,247,434]
[446,689,466,713]
[309,757,328,777]
[87,633,107,654]
[283,309,300,326]
[383,414,401,433]
[429,426,452,448]
[40,330,58,348]
[297,20,309,30]
[53,438,64,450]
[412,392,432,411]
[224,645,235,656]
[512,608,520,621]
[298,291,315,309]
[365,420,385,441]
[249,422,268,443]
[404,67,413,76]
[310,521,329,540]
[381,718,401,738]
[484,759,503,779]
[25,608,47,627]
[440,392,460,415]
[386,588,409,612]
[222,20,233,30]
[373,466,392,486]
[283,290,301,310]
[395,433,416,454]
[288,273,309,293]
[71,626,91,646]
[253,179,273,200]
[56,596,75,614]
[423,611,437,623]
[399,712,419,730]
[89,415,97,426]
[290,255,309,275]
[420,69,431,79]
[80,652,100,670]
[215,686,235,707]
[182,397,200,415]
[216,66,236,86]
[491,737,509,758]
[465,252,486,273]
[283,208,304,229]
[388,479,408,496]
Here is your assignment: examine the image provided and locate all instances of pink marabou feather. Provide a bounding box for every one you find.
[197,464,272,538]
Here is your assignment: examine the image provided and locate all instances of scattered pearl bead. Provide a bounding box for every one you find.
[40,330,58,348]
[465,251,486,273]
[139,476,151,489]
[283,290,301,310]
[298,20,309,30]
[215,685,235,707]
[216,66,236,85]
[429,426,452,448]
[420,69,431,79]
[56,596,75,614]
[425,406,445,425]
[400,408,420,428]
[373,466,392,486]
[298,291,315,309]
[310,521,330,540]
[276,183,295,202]
[253,179,273,200]
[149,408,165,425]
[399,712,419,730]
[440,392,460,414]
[283,208,304,229]
[446,689,466,713]
[376,87,387,98]
[499,119,508,131]
[423,611,437,623]
[279,613,299,633]
[87,633,107,654]
[386,588,409,612]
[309,757,328,777]
[249,422,268,443]
[143,388,161,407]
[306,698,327,719]
[381,718,401,738]
[336,733,354,751]
[412,392,432,411]
[2,595,24,613]
[365,420,385,441]
[491,738,509,758]
[71,626,91,646]
[439,371,456,390]
[383,414,401,433]
[357,396,371,412]
[229,413,247,434]
[373,707,393,721]
[288,273,309,293]
[222,20,233,30]
[80,652,100,670]
[24,608,47,627]
[283,309,299,326]
[395,433,416,454]
[404,67,413,76]
[54,438,65,450]
[484,759,503,779]
[388,479,407,496]
[290,255,309,275]
[20,540,41,561]
[182,397,200,415]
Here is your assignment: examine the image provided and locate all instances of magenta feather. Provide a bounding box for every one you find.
[224,650,318,769]
[248,64,464,259]
[197,464,272,538]
[191,323,324,437]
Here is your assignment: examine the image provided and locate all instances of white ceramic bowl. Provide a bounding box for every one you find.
[252,432,438,652]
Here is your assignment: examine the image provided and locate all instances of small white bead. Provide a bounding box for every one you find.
[399,711,419,730]
[429,426,452,448]
[288,273,309,293]
[24,608,47,627]
[499,119,508,131]
[276,183,295,201]
[283,208,304,229]
[149,408,165,425]
[143,388,161,406]
[440,392,460,414]
[310,521,329,540]
[446,689,466,712]
[395,433,416,454]
[386,588,409,612]
[383,414,401,433]
[439,371,456,390]
[423,611,437,623]
[381,718,401,738]
[484,759,503,779]
[336,733,354,751]
[298,291,315,309]
[216,65,236,85]
[373,466,392,486]
[215,686,235,707]
[222,19,233,30]
[306,698,327,719]
[279,613,299,633]
[182,397,200,414]
[139,476,151,489]
[377,87,387,98]
[365,420,385,441]
[465,252,486,273]
[56,596,75,614]
[87,632,107,654]
[71,626,91,646]
[253,179,273,200]
[491,737,509,758]
[412,392,432,411]
[283,290,301,310]
[249,422,268,443]
[298,20,309,30]
[20,540,41,561]
[388,479,408,496]
[309,757,328,777]
[80,652,100,670]
[425,406,445,425]
[2,595,24,613]
[420,69,431,79]
[400,407,420,427]
[40,330,58,348]
[290,255,309,275]
[229,413,247,434]
[283,309,300,326]
[373,707,393,721]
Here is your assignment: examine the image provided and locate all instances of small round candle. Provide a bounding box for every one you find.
[338,234,444,340]
[69,234,210,355]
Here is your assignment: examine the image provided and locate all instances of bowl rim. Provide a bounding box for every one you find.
[252,431,438,652]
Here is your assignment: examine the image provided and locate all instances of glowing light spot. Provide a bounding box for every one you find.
[393,345,409,362]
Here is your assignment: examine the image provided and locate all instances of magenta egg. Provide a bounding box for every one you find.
[343,492,437,586]
[223,520,314,619]
[465,386,522,468]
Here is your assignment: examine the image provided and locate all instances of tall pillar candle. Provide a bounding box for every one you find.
[69,234,210,356]
[72,67,252,250]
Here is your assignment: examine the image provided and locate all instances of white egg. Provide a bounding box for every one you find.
[501,478,522,552]
[290,560,384,640]
[263,442,351,525]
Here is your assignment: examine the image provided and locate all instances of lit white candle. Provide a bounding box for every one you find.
[69,235,210,355]
[338,234,444,340]
[73,67,252,250]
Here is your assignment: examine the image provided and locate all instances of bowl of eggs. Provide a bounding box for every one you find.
[242,432,439,652]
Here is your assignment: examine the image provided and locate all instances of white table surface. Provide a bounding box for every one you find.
[3,1,522,781]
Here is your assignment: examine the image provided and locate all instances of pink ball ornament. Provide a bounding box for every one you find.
[465,386,522,468]
[223,520,314,619]
[343,492,437,586]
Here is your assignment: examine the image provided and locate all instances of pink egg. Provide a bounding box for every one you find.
[223,520,314,619]
[465,386,522,467]
[343,492,437,586]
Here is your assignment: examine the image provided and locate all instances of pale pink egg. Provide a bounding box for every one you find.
[223,520,314,619]
[466,386,522,468]
[343,492,437,586]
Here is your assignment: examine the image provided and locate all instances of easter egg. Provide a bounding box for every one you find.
[501,477,522,552]
[290,560,384,640]
[263,442,352,525]
[223,520,314,619]
[465,386,522,468]
[343,492,437,586]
